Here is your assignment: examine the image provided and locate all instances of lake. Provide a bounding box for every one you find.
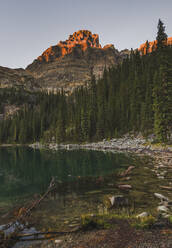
[0,146,168,231]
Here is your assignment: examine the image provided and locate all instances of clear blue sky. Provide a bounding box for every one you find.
[0,0,172,69]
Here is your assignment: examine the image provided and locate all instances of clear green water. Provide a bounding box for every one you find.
[0,147,131,201]
[0,147,171,231]
[0,147,133,203]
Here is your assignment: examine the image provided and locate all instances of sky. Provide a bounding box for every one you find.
[0,0,172,69]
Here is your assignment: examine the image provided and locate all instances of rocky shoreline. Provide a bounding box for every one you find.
[30,135,172,156]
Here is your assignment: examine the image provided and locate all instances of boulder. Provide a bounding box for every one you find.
[109,195,129,208]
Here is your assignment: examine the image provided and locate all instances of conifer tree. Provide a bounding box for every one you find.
[153,19,171,142]
[145,40,150,55]
[156,19,168,50]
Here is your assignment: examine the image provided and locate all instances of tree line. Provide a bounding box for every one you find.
[0,19,172,144]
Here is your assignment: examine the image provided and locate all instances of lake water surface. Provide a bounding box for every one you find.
[0,147,169,231]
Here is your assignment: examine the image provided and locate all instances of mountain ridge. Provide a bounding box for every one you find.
[0,30,171,93]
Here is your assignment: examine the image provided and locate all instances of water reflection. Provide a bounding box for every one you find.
[1,147,164,231]
[0,147,133,204]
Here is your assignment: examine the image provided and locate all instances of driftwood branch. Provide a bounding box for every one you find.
[1,177,57,232]
[0,177,59,247]
[0,228,81,246]
[13,227,81,239]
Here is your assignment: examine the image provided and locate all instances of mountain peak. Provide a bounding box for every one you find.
[37,30,101,63]
[66,30,101,50]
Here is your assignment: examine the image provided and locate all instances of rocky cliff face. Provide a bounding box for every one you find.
[139,37,172,55]
[26,30,124,92]
[0,66,39,91]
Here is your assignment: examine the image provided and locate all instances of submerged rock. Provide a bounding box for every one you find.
[123,177,131,181]
[158,176,164,179]
[157,205,169,212]
[55,240,62,244]
[136,212,149,218]
[154,193,169,202]
[120,166,135,177]
[118,184,132,190]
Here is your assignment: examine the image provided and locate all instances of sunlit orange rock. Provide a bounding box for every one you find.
[103,44,115,49]
[37,30,102,63]
[139,37,172,55]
